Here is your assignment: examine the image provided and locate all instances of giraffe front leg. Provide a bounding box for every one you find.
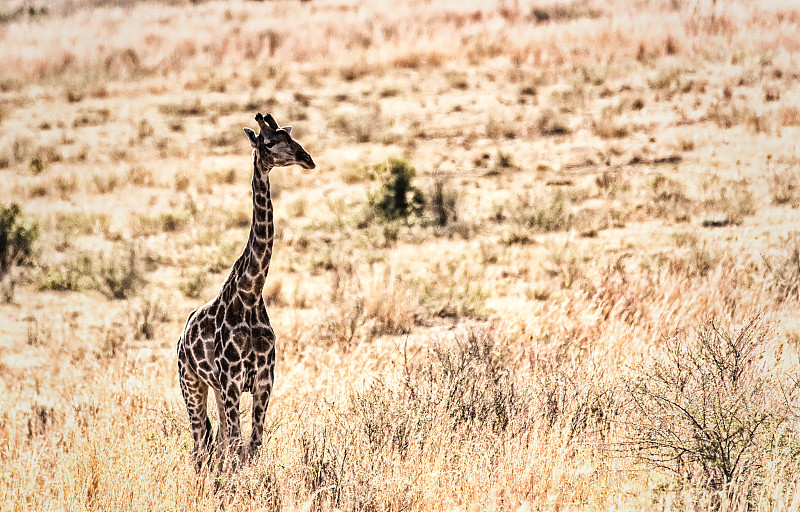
[249,347,275,459]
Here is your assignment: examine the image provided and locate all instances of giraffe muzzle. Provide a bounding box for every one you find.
[297,151,316,170]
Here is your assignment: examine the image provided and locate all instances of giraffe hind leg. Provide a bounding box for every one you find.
[178,359,213,467]
[213,388,228,455]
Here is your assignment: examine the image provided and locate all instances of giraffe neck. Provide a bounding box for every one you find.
[227,156,274,306]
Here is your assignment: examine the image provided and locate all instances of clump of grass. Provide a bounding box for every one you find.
[158,100,206,117]
[179,269,209,299]
[648,67,684,93]
[667,232,720,278]
[37,253,94,292]
[366,157,425,222]
[502,192,573,243]
[52,211,110,238]
[131,210,191,236]
[544,241,586,289]
[529,1,601,23]
[706,99,757,130]
[650,173,693,222]
[91,172,123,194]
[702,176,755,226]
[595,170,630,199]
[54,173,79,199]
[29,156,46,175]
[535,108,571,135]
[136,119,154,141]
[761,233,800,303]
[592,107,630,139]
[127,166,154,187]
[768,168,800,207]
[329,104,383,143]
[419,260,488,319]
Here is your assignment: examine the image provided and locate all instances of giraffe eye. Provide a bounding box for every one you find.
[265,141,277,149]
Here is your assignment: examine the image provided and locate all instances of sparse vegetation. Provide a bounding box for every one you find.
[3,0,800,509]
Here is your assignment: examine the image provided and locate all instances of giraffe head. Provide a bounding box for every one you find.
[243,113,316,171]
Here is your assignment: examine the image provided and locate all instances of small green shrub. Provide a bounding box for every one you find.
[367,157,425,221]
[0,203,39,278]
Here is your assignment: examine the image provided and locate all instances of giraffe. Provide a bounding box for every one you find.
[177,112,315,465]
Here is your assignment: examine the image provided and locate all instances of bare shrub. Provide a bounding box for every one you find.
[95,242,146,300]
[530,342,618,441]
[426,171,459,227]
[625,316,799,491]
[128,294,169,340]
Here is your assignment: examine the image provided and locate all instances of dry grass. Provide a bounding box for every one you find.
[3,0,800,510]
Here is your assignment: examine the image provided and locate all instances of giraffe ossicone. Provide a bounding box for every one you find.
[176,112,315,466]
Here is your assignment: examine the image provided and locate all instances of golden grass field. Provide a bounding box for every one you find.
[2,0,800,509]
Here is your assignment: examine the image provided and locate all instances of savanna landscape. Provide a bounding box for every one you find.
[2,0,800,509]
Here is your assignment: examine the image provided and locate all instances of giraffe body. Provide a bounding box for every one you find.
[177,113,315,463]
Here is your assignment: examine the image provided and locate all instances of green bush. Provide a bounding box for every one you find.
[367,157,425,221]
[0,203,39,278]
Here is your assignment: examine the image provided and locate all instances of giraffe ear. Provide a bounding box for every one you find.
[281,126,292,135]
[243,127,259,148]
